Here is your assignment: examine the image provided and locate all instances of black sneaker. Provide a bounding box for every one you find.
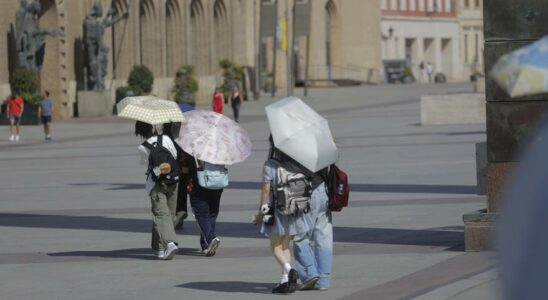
[298,276,319,291]
[272,282,292,294]
[288,269,299,292]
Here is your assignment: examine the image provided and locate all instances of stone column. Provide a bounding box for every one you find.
[463,0,548,251]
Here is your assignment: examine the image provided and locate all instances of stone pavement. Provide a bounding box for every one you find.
[0,83,498,300]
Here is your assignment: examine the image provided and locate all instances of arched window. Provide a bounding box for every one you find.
[139,0,157,74]
[213,0,230,69]
[190,0,207,75]
[166,0,183,76]
[112,0,131,79]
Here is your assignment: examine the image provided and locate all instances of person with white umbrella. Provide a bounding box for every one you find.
[135,121,180,260]
[253,136,315,294]
[117,96,185,260]
[175,110,252,256]
[261,97,339,292]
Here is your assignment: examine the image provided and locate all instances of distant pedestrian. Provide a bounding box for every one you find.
[212,87,224,114]
[293,168,333,291]
[426,62,433,83]
[253,135,313,294]
[136,121,179,260]
[38,91,53,140]
[419,61,427,83]
[6,93,24,142]
[230,86,242,123]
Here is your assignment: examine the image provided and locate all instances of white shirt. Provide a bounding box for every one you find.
[138,135,178,195]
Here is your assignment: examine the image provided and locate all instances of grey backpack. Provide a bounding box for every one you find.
[275,161,312,215]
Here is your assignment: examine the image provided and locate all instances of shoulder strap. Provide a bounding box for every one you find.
[157,134,163,147]
[141,141,153,151]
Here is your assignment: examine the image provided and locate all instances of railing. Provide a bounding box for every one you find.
[302,64,381,84]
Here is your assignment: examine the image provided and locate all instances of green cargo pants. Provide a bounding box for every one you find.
[150,184,178,250]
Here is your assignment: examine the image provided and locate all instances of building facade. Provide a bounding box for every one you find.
[0,0,381,120]
[458,0,483,79]
[381,0,462,81]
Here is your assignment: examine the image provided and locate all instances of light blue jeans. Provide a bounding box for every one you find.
[293,183,333,289]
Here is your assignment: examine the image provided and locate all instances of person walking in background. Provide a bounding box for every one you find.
[38,91,53,141]
[136,121,179,260]
[212,87,224,114]
[293,168,333,291]
[426,62,433,83]
[253,135,313,294]
[6,93,24,142]
[230,86,242,123]
[161,122,189,230]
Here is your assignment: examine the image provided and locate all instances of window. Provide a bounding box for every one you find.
[400,0,407,10]
[475,0,480,8]
[381,0,388,10]
[419,0,425,11]
[410,0,416,11]
[464,0,469,8]
[445,0,451,12]
[391,0,398,10]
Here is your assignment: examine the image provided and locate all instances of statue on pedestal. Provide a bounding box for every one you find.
[85,1,128,91]
[15,0,64,72]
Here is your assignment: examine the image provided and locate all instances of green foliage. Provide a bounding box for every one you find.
[172,65,199,104]
[402,67,414,79]
[20,92,42,105]
[434,73,447,83]
[219,59,245,98]
[9,68,38,96]
[116,85,144,103]
[128,65,154,94]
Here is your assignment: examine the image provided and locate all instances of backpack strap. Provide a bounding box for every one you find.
[141,141,153,151]
[157,134,163,147]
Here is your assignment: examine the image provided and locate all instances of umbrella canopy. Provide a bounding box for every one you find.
[175,110,252,165]
[490,36,548,98]
[178,102,195,112]
[117,96,185,125]
[265,97,339,172]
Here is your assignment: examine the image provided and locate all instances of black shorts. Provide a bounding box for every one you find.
[41,116,52,124]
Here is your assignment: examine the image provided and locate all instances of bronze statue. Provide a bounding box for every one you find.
[85,1,128,91]
[15,0,64,72]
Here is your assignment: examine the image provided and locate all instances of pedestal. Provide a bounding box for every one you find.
[77,91,113,118]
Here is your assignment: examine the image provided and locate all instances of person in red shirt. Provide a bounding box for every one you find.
[6,94,24,142]
[212,87,224,114]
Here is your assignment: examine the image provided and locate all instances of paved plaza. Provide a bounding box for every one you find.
[0,83,498,300]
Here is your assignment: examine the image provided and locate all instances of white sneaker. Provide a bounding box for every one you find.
[163,242,178,260]
[156,249,165,259]
[9,135,14,141]
[205,237,220,257]
[15,135,19,142]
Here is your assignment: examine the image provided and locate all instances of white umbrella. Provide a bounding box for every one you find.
[265,97,339,172]
[117,96,185,125]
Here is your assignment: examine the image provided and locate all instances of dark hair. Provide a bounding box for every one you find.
[45,90,50,97]
[268,134,287,161]
[135,121,153,139]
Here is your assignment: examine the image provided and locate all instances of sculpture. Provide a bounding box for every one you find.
[14,0,64,72]
[85,1,128,91]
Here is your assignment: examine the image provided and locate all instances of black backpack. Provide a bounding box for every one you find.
[142,135,180,186]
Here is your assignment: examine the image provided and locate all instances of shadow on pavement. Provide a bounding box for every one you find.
[48,247,202,260]
[71,181,478,194]
[177,281,273,294]
[0,213,464,250]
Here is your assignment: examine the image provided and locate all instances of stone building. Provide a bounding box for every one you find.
[458,0,483,80]
[0,0,381,120]
[381,0,462,81]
